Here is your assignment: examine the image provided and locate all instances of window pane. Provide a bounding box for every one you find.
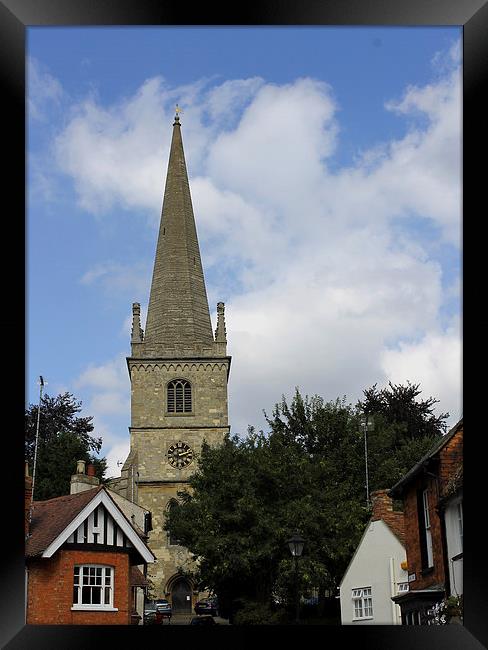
[423,490,430,528]
[92,587,101,604]
[184,383,191,411]
[168,384,175,412]
[73,587,79,604]
[105,587,111,605]
[82,586,91,604]
[365,598,373,616]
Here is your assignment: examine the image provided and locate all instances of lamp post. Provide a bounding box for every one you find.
[287,532,305,624]
[360,415,374,507]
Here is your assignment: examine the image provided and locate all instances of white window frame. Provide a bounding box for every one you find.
[352,587,373,620]
[397,582,409,594]
[71,564,118,612]
[457,501,463,551]
[423,489,434,568]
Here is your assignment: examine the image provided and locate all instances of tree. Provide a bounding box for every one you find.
[358,380,448,440]
[25,392,107,500]
[166,390,369,622]
[356,381,448,491]
[165,382,450,623]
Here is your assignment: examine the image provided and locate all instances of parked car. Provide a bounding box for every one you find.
[143,601,157,625]
[194,597,218,616]
[191,615,218,625]
[154,599,172,619]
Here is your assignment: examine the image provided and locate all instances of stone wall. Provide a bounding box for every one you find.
[125,355,230,600]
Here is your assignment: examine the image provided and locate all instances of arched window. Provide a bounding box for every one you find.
[167,379,192,413]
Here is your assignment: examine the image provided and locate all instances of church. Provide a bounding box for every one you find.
[109,107,231,612]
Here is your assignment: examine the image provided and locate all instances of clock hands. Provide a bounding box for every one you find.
[168,444,193,467]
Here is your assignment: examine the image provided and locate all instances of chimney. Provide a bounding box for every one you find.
[25,462,33,536]
[86,463,96,477]
[371,490,394,521]
[370,489,405,544]
[70,460,100,494]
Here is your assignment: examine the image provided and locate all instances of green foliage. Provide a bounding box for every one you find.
[358,381,448,440]
[356,381,447,493]
[25,392,107,500]
[166,381,448,622]
[233,599,287,625]
[166,391,370,619]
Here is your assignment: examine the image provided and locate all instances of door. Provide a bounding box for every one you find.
[171,578,192,613]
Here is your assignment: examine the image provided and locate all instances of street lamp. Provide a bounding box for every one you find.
[287,532,305,623]
[360,415,374,507]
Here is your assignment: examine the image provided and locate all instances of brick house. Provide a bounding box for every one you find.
[339,489,408,624]
[389,418,463,625]
[25,464,155,625]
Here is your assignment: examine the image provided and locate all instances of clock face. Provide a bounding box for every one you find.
[167,441,194,469]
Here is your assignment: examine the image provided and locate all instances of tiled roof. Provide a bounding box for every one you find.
[25,486,103,557]
[131,566,149,587]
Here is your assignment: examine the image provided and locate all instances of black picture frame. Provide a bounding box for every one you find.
[2,0,480,647]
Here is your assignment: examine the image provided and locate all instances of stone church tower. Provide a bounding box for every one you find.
[113,110,231,612]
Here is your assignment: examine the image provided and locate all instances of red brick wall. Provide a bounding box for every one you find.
[370,489,405,541]
[439,426,463,493]
[402,426,463,591]
[402,475,445,590]
[27,549,131,625]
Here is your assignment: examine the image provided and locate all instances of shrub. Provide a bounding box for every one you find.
[233,600,288,625]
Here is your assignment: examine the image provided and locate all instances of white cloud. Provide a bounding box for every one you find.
[380,324,462,427]
[74,355,131,477]
[39,40,461,460]
[28,57,64,121]
[80,260,152,298]
[76,357,128,392]
[104,440,131,480]
[54,77,171,215]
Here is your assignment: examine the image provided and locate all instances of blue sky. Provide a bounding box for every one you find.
[27,27,462,477]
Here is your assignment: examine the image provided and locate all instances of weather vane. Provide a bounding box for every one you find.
[175,103,183,120]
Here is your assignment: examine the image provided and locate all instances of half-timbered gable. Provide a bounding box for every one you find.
[25,485,155,625]
[27,486,154,564]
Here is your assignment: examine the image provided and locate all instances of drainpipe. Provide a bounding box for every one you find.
[25,566,28,624]
[389,557,398,624]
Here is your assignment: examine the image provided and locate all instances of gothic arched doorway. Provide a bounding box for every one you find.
[170,576,193,613]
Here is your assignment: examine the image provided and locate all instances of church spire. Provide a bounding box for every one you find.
[142,109,214,355]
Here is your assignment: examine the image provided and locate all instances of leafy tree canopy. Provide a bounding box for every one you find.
[357,380,449,440]
[25,392,107,501]
[166,391,370,620]
[166,381,449,622]
[356,380,449,491]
